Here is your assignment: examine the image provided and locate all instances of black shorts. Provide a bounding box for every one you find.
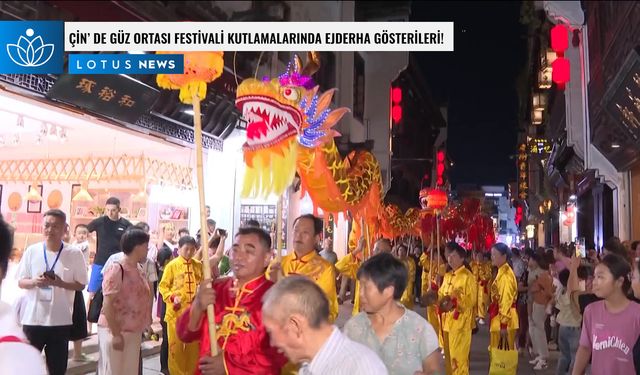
[70,290,88,341]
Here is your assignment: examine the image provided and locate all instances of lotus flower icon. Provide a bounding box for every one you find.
[6,28,55,67]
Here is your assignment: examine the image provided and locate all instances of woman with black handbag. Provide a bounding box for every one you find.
[97,228,152,375]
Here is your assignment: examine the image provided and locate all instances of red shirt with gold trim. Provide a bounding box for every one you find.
[176,274,287,375]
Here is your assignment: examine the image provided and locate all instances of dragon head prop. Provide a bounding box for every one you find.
[236,52,347,198]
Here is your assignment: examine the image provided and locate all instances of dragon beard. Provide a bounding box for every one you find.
[242,136,298,198]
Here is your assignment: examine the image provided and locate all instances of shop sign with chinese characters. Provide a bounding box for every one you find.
[46,74,159,123]
[528,138,552,154]
[518,143,528,200]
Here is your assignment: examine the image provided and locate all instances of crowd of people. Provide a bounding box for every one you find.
[2,198,640,374]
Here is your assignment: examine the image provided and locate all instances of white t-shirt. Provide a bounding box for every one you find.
[72,240,90,267]
[147,243,158,264]
[0,301,47,374]
[102,252,158,283]
[15,242,88,326]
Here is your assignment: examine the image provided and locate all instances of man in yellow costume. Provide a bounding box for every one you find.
[438,243,477,375]
[420,246,447,345]
[269,214,339,321]
[396,243,416,309]
[335,235,393,316]
[158,235,203,375]
[470,250,492,324]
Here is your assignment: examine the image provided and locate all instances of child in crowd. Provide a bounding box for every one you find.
[71,224,90,362]
[178,227,190,238]
[73,224,90,267]
[158,236,202,375]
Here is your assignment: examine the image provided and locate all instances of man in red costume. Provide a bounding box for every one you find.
[176,227,287,375]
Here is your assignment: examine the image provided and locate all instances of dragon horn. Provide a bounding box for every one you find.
[294,55,303,74]
[301,51,320,76]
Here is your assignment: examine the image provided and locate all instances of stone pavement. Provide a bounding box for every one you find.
[73,302,561,374]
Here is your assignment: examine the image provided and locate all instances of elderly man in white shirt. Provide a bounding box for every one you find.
[16,209,87,375]
[0,216,47,375]
[262,275,388,375]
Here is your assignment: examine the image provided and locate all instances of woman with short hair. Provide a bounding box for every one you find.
[344,252,442,375]
[98,228,152,375]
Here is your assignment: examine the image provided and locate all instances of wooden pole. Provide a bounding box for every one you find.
[428,217,434,283]
[436,210,440,276]
[192,95,218,357]
[275,194,284,279]
[360,217,369,259]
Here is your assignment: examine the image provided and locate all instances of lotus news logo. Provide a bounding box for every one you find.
[0,21,63,74]
[7,28,55,67]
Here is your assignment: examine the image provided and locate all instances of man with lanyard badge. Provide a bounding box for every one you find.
[16,209,87,375]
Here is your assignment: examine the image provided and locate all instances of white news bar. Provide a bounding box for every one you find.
[64,22,454,52]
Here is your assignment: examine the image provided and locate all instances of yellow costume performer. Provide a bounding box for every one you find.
[279,251,339,322]
[335,252,362,316]
[158,256,203,375]
[399,256,416,309]
[420,250,447,346]
[470,259,492,320]
[489,263,519,373]
[438,265,477,375]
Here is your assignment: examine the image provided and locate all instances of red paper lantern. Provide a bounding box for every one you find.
[552,57,570,89]
[437,151,445,162]
[392,105,402,123]
[427,189,448,211]
[514,206,523,226]
[392,87,402,103]
[551,24,569,56]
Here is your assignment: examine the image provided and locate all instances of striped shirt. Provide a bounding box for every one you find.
[300,326,388,375]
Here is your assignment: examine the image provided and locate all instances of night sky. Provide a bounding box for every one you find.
[411,1,527,188]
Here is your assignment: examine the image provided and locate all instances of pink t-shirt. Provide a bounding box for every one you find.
[579,300,640,374]
[98,262,152,333]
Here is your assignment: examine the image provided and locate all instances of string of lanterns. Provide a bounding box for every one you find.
[551,24,570,90]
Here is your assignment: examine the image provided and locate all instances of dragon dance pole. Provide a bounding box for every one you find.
[275,194,284,279]
[436,210,440,275]
[360,217,370,259]
[428,219,434,283]
[192,93,218,357]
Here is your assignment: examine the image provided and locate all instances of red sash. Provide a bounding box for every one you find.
[488,302,516,322]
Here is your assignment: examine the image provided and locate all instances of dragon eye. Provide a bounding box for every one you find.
[282,87,299,101]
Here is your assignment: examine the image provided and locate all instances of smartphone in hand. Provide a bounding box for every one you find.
[575,237,586,258]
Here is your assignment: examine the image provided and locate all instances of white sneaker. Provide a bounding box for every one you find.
[478,318,485,325]
[533,360,548,370]
[528,356,541,365]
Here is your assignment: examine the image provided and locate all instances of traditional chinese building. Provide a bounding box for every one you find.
[385,54,447,212]
[584,2,640,243]
[531,1,640,249]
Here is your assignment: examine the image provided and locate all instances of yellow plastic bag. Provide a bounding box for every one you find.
[489,338,518,375]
